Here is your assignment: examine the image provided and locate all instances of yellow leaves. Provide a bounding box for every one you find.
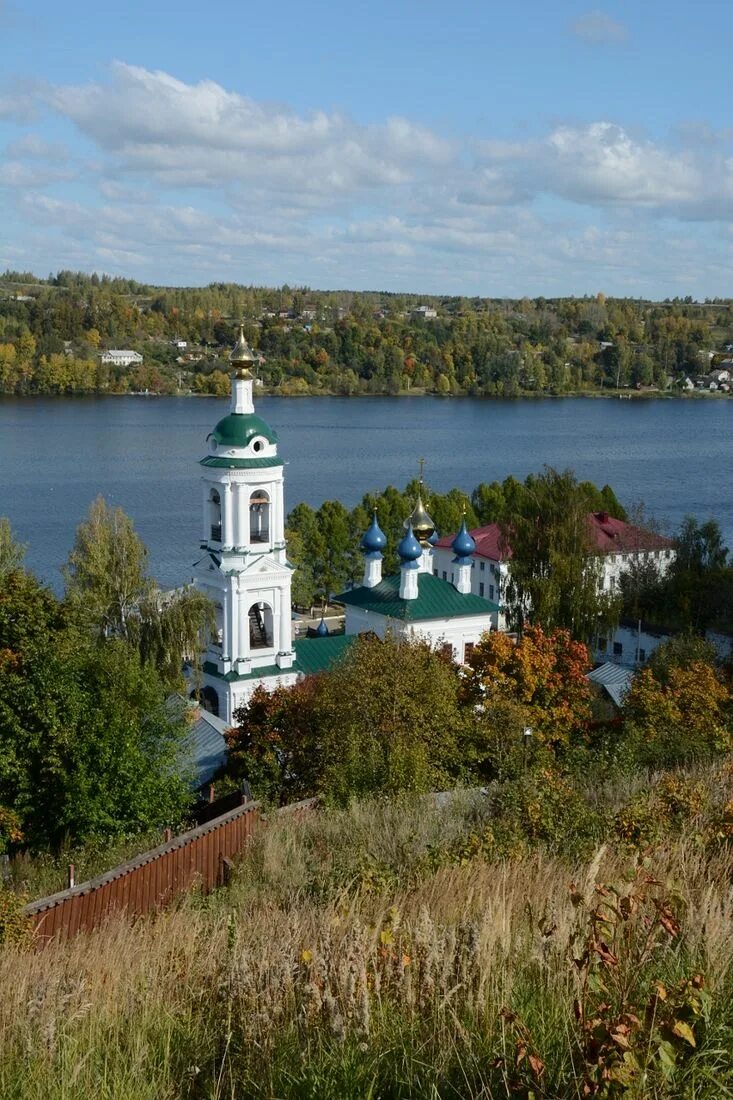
[379,929,394,947]
[670,1019,696,1047]
[301,949,313,965]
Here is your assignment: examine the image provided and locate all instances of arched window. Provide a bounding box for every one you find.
[249,490,270,544]
[208,488,222,542]
[249,601,274,649]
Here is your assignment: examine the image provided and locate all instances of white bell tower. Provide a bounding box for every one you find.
[193,327,296,722]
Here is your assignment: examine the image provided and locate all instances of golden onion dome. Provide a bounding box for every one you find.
[229,324,256,377]
[404,493,435,547]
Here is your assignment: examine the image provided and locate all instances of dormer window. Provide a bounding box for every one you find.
[252,438,265,453]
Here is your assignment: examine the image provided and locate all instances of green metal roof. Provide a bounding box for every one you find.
[210,413,277,448]
[202,634,353,684]
[200,455,283,469]
[337,572,499,622]
[294,634,353,674]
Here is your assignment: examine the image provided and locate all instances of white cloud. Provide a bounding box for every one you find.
[570,10,629,44]
[46,62,452,196]
[470,122,733,217]
[1,63,732,296]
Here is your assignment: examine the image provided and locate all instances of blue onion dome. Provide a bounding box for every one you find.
[427,528,440,546]
[316,617,329,637]
[397,522,423,563]
[360,511,387,555]
[452,518,476,560]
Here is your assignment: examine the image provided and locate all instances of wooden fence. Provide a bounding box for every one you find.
[24,797,262,945]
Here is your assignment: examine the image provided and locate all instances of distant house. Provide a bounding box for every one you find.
[172,339,188,351]
[411,305,438,320]
[101,349,143,367]
[710,368,731,384]
[595,619,675,669]
[434,512,675,632]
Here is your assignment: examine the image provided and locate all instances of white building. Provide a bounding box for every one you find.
[101,349,143,367]
[192,328,349,722]
[411,305,437,320]
[339,498,498,665]
[435,512,675,625]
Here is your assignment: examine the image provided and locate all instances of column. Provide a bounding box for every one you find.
[222,482,233,548]
[221,592,229,660]
[271,478,284,545]
[229,576,240,662]
[234,482,247,549]
[277,582,294,667]
[279,586,292,651]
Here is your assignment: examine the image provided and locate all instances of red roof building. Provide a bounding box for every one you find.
[435,512,673,562]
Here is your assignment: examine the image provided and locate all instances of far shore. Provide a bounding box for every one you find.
[2,388,731,402]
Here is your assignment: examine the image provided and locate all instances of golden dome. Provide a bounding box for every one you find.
[405,493,435,547]
[229,324,256,377]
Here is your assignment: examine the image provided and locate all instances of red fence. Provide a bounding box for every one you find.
[24,798,262,945]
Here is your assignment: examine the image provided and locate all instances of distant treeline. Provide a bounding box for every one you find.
[1,269,732,397]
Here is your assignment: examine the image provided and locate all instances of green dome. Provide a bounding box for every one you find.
[210,413,277,448]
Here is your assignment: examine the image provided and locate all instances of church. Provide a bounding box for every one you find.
[192,330,498,723]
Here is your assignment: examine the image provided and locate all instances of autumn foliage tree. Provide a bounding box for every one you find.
[622,661,731,767]
[229,633,469,804]
[462,625,592,764]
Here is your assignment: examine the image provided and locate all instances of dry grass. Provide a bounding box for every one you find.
[3,795,733,1098]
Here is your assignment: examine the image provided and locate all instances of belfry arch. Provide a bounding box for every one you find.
[249,601,274,649]
[249,490,270,544]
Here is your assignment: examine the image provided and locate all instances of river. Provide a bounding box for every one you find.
[0,395,731,591]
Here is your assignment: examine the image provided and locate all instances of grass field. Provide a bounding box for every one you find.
[2,784,733,1099]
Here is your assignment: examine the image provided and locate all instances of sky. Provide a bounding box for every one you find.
[1,0,732,297]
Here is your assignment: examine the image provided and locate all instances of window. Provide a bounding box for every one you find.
[249,602,274,649]
[450,572,454,584]
[249,490,270,544]
[613,642,623,657]
[433,568,438,577]
[208,488,222,542]
[479,582,484,597]
[464,642,475,659]
[480,561,485,572]
[440,643,453,659]
[598,637,607,652]
[638,648,646,663]
[489,585,495,600]
[442,571,447,581]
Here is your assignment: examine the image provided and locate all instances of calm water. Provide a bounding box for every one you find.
[1,395,731,592]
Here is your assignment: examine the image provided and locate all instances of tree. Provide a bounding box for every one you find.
[64,496,149,639]
[285,527,316,609]
[64,497,213,688]
[622,662,730,767]
[462,625,592,751]
[501,468,621,641]
[674,517,728,574]
[647,634,718,684]
[229,633,469,805]
[0,571,192,848]
[0,518,25,578]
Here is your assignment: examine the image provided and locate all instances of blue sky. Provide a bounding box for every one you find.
[1,0,732,296]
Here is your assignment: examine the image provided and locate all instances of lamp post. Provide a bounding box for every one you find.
[523,726,533,771]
